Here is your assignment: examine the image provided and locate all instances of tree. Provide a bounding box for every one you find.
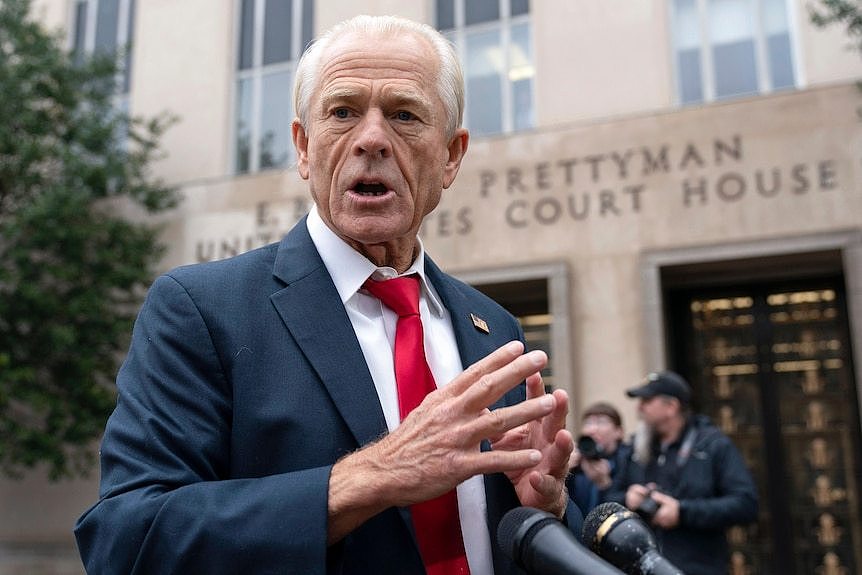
[809,0,862,118]
[0,0,178,479]
[809,0,862,53]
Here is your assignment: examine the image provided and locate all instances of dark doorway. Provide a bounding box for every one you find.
[472,278,554,387]
[665,254,862,574]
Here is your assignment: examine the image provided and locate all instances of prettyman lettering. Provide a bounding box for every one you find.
[194,134,845,260]
[478,135,744,196]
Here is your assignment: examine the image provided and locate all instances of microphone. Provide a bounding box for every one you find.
[582,502,684,575]
[497,506,625,575]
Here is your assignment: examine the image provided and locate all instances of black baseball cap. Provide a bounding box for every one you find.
[626,370,691,404]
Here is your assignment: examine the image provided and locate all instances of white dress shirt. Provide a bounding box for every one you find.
[307,206,494,575]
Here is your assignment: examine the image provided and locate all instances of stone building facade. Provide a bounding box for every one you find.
[3,1,861,573]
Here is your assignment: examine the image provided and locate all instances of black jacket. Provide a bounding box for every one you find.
[605,415,758,575]
[567,442,633,517]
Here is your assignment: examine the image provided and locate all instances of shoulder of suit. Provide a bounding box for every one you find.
[164,242,280,291]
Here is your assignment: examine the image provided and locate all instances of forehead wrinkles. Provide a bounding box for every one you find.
[315,32,440,99]
[319,48,434,85]
[315,49,440,124]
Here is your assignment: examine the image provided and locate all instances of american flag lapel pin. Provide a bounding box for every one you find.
[470,313,490,334]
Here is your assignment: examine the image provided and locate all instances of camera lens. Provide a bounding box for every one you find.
[577,435,603,460]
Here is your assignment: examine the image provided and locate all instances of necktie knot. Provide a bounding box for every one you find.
[363,275,420,318]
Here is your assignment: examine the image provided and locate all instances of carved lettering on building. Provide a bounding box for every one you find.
[195,198,311,263]
[466,134,840,233]
[194,134,844,259]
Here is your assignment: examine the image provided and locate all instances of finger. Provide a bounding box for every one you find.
[542,389,569,443]
[488,425,528,451]
[528,470,564,504]
[460,349,547,412]
[567,449,581,469]
[471,394,556,444]
[652,492,673,504]
[628,484,649,497]
[545,429,575,480]
[525,372,544,401]
[461,446,543,476]
[444,341,524,398]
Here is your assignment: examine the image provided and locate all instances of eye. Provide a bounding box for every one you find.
[332,108,350,119]
[394,110,415,122]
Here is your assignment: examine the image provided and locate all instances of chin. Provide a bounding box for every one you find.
[341,217,411,241]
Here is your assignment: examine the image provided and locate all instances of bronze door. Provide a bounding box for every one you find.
[669,277,862,574]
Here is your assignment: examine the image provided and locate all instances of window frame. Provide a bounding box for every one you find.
[668,0,803,105]
[438,0,534,137]
[68,0,135,106]
[231,0,311,175]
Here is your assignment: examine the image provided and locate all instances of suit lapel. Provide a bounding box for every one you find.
[269,219,388,448]
[268,231,522,571]
[425,257,501,372]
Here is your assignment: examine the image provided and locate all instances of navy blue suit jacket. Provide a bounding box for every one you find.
[74,218,581,574]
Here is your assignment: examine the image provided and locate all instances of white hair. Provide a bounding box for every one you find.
[293,14,464,139]
[632,419,653,464]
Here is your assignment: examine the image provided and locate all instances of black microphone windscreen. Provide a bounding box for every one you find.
[497,506,626,575]
[582,501,628,548]
[497,505,549,560]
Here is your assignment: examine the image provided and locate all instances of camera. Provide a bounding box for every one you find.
[635,490,662,522]
[576,434,606,461]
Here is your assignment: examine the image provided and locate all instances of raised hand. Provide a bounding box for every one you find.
[489,371,573,517]
[328,341,570,541]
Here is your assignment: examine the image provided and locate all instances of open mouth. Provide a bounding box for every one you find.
[353,181,389,196]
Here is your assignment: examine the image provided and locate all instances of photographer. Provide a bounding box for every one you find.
[566,402,631,515]
[604,371,758,575]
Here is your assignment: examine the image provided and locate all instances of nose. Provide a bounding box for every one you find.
[352,109,392,158]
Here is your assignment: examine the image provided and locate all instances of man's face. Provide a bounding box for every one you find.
[293,30,468,269]
[637,395,676,428]
[580,414,623,453]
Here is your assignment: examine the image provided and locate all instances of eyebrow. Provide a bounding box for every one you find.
[317,85,435,118]
[318,86,364,111]
[384,88,434,115]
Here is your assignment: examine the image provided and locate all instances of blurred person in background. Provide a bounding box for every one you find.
[604,370,758,575]
[566,401,632,515]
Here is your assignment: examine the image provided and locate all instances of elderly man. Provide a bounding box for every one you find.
[74,15,577,575]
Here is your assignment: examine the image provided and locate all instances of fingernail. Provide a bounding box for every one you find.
[541,395,555,409]
[530,450,542,463]
[506,341,523,353]
[528,350,546,365]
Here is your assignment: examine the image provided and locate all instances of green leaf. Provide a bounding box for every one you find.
[0,0,179,480]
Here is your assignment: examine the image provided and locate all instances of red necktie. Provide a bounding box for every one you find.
[364,275,471,575]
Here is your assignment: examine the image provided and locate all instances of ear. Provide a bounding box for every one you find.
[442,128,469,189]
[292,119,310,180]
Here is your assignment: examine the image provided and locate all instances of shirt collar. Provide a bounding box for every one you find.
[306,206,445,317]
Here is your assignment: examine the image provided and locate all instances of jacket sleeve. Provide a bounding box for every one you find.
[678,434,759,530]
[73,274,331,575]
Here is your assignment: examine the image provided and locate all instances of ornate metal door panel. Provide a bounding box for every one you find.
[671,278,862,575]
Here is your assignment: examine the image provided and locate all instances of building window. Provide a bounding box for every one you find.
[234,0,313,174]
[671,0,796,105]
[71,0,136,106]
[436,0,534,137]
